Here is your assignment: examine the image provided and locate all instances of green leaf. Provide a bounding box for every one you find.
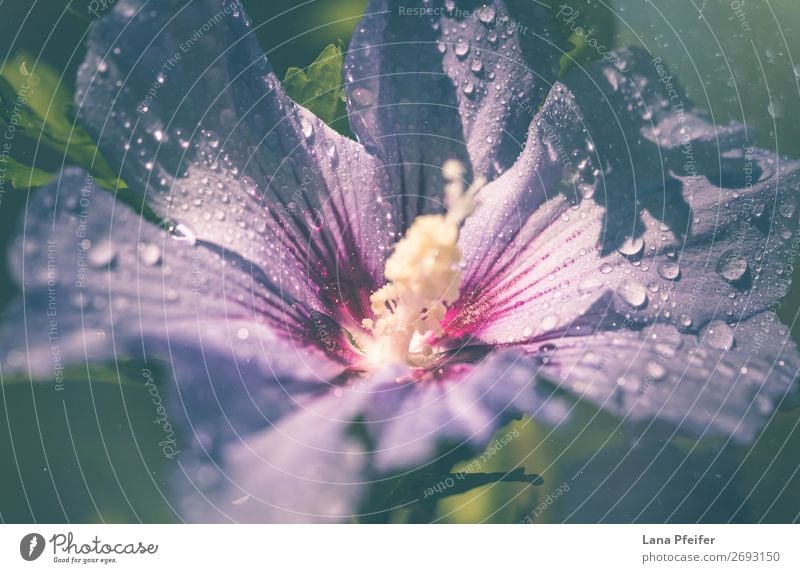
[0,53,125,190]
[0,155,53,188]
[0,360,161,388]
[547,2,618,78]
[283,42,349,132]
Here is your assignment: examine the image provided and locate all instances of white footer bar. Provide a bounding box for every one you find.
[1,524,797,572]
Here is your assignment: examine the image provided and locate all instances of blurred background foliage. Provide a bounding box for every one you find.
[0,0,799,523]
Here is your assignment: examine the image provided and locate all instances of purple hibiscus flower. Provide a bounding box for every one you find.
[3,0,800,522]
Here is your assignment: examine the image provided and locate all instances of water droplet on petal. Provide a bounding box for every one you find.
[779,200,795,218]
[88,239,116,268]
[539,314,559,332]
[617,235,644,257]
[679,313,693,329]
[476,5,496,23]
[455,41,470,58]
[351,87,374,108]
[645,360,667,381]
[717,251,748,282]
[705,320,734,351]
[617,279,647,308]
[599,262,614,274]
[657,261,681,280]
[300,116,314,140]
[138,243,161,266]
[322,139,338,165]
[462,80,475,95]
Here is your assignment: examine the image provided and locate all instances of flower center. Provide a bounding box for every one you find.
[360,161,485,368]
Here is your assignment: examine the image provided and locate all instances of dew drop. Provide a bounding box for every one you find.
[779,200,795,219]
[705,320,734,351]
[599,262,614,274]
[455,41,470,58]
[617,279,647,308]
[351,87,374,108]
[88,239,117,268]
[716,251,748,282]
[138,243,161,266]
[476,5,496,23]
[322,139,338,165]
[539,314,559,331]
[617,235,644,257]
[300,116,314,140]
[462,80,475,95]
[655,341,678,358]
[645,360,667,381]
[657,261,681,280]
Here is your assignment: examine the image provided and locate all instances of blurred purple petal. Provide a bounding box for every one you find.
[178,365,405,523]
[1,170,344,450]
[367,348,575,472]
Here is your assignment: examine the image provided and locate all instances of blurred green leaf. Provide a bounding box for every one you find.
[0,53,125,190]
[0,360,162,388]
[283,42,349,134]
[0,155,53,188]
[550,1,618,78]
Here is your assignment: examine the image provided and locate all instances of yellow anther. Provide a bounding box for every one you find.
[361,160,484,367]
